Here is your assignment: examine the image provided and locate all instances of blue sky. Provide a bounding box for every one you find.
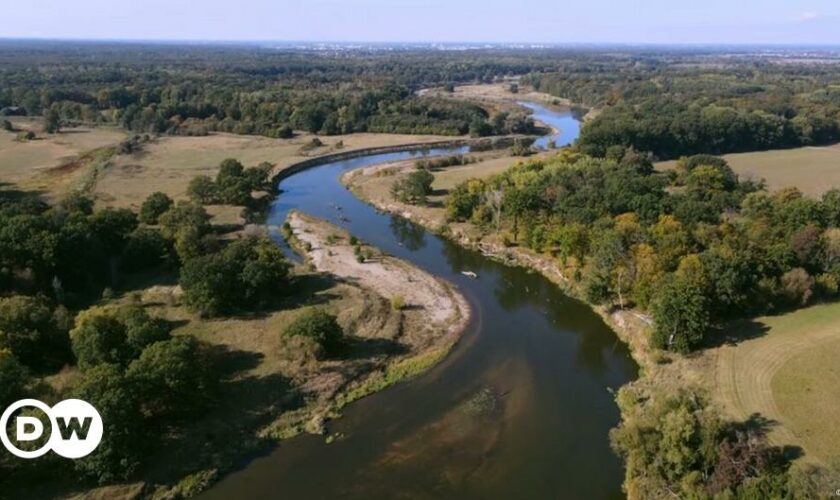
[3,0,840,44]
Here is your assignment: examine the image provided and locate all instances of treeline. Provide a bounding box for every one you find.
[0,42,564,138]
[611,386,824,498]
[0,158,291,486]
[525,60,840,159]
[446,150,840,351]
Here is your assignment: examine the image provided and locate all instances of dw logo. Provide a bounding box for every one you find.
[0,399,103,459]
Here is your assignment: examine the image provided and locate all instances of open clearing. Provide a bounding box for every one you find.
[657,145,840,197]
[95,131,459,211]
[0,121,125,198]
[711,302,840,466]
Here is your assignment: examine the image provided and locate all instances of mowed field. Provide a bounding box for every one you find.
[0,118,126,198]
[712,302,840,466]
[657,145,840,196]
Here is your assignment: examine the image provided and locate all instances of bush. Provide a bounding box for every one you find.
[139,192,173,224]
[0,295,70,371]
[391,169,434,205]
[72,363,146,484]
[126,336,212,417]
[390,295,405,311]
[180,237,289,316]
[70,305,170,369]
[158,201,211,239]
[283,309,343,358]
[122,228,174,272]
[0,349,28,407]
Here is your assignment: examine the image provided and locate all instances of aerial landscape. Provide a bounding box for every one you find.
[2,1,840,499]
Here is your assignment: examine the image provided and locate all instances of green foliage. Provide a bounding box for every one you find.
[43,107,61,134]
[126,336,213,418]
[0,349,28,407]
[0,295,70,371]
[71,363,146,484]
[70,304,170,369]
[391,169,434,205]
[283,309,343,358]
[121,227,174,272]
[187,159,271,206]
[650,276,710,353]
[445,180,483,222]
[611,387,811,499]
[139,192,173,225]
[180,237,289,316]
[158,201,211,240]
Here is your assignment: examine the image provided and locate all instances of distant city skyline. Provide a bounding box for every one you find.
[2,0,840,45]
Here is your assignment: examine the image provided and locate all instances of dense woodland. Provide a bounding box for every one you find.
[525,61,840,159]
[0,158,305,490]
[0,41,564,138]
[446,149,840,351]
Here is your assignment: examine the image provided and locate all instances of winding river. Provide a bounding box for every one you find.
[203,103,637,499]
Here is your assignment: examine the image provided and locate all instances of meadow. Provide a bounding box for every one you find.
[657,145,840,197]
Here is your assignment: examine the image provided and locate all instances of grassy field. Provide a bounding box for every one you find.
[0,119,125,199]
[657,145,840,197]
[711,302,840,466]
[95,131,457,211]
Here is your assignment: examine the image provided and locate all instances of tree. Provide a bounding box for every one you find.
[72,363,146,484]
[283,309,343,358]
[180,237,289,316]
[43,107,61,134]
[651,276,710,352]
[391,169,434,205]
[70,305,169,369]
[126,336,212,417]
[0,295,69,371]
[139,192,173,225]
[122,228,173,272]
[187,175,218,204]
[158,201,211,239]
[0,349,27,407]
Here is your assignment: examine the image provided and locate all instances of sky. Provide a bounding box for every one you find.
[2,0,840,45]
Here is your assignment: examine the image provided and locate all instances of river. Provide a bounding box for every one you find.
[202,103,637,499]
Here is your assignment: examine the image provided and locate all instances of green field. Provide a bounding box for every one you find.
[657,145,840,197]
[713,301,840,466]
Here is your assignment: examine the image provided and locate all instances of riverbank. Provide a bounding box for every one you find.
[285,211,471,408]
[342,150,729,440]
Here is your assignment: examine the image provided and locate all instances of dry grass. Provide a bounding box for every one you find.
[0,121,125,199]
[710,302,840,466]
[657,145,840,197]
[94,131,457,211]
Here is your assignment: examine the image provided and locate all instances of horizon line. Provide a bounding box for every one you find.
[1,37,840,49]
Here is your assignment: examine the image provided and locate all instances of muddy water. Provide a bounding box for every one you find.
[202,104,637,499]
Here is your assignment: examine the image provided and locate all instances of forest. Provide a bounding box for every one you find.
[445,149,840,352]
[525,62,840,158]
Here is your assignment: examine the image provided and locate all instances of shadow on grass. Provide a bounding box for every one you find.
[144,343,303,484]
[342,337,409,360]
[0,182,46,203]
[702,318,771,349]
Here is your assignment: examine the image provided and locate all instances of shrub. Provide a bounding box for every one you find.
[180,237,289,316]
[71,305,170,369]
[391,169,434,205]
[0,349,28,407]
[390,295,405,310]
[126,336,212,417]
[283,309,343,358]
[0,295,70,371]
[139,192,173,224]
